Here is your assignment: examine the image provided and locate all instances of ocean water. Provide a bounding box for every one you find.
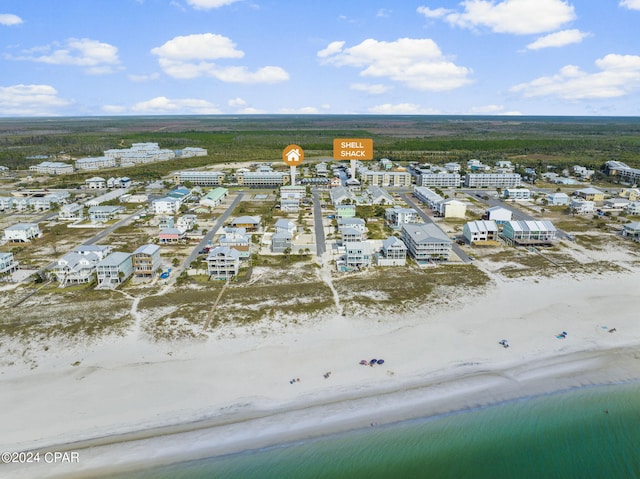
[118,382,640,479]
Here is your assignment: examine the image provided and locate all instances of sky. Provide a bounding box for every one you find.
[1,0,640,117]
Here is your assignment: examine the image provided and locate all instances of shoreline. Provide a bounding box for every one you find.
[2,270,640,478]
[5,346,640,479]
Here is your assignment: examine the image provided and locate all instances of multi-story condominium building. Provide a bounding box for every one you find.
[131,244,161,278]
[605,161,640,184]
[104,142,175,166]
[86,177,106,189]
[4,223,40,242]
[207,246,241,280]
[29,161,74,175]
[178,147,208,157]
[464,173,522,188]
[419,173,462,188]
[378,236,407,266]
[359,168,412,187]
[236,170,288,187]
[75,156,117,170]
[96,252,133,289]
[385,207,419,229]
[413,186,443,209]
[463,220,499,244]
[0,197,13,211]
[174,170,225,186]
[52,252,100,287]
[503,188,531,200]
[344,241,372,269]
[401,223,453,263]
[0,252,19,276]
[501,220,557,245]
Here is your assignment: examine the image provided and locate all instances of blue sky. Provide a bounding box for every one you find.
[1,0,640,117]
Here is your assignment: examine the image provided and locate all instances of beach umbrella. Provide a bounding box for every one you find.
[377,359,385,365]
[370,359,378,364]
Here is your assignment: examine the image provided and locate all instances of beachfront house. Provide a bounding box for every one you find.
[0,252,19,277]
[96,252,133,289]
[377,236,407,266]
[207,246,241,280]
[501,220,557,246]
[152,197,181,215]
[4,223,40,242]
[344,241,372,269]
[73,245,112,261]
[463,220,499,245]
[622,222,640,241]
[131,244,162,277]
[51,251,100,287]
[271,231,293,253]
[401,223,453,263]
[570,198,596,215]
[340,227,364,245]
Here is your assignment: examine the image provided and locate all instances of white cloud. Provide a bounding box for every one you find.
[278,106,320,114]
[0,13,23,25]
[102,105,127,114]
[510,54,640,100]
[128,73,160,82]
[376,8,392,18]
[419,0,576,35]
[131,96,222,114]
[152,33,289,83]
[236,107,266,114]
[228,97,247,108]
[350,83,391,94]
[620,0,640,10]
[526,29,590,50]
[368,103,440,114]
[469,104,505,113]
[319,38,472,91]
[186,0,241,9]
[7,38,121,74]
[0,84,71,116]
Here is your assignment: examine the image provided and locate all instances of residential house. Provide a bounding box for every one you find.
[463,220,499,244]
[281,198,300,212]
[385,207,418,229]
[230,216,260,232]
[503,188,531,200]
[275,219,296,235]
[329,186,357,205]
[52,251,100,287]
[622,222,640,241]
[413,186,443,209]
[336,204,356,218]
[574,187,605,202]
[401,223,453,263]
[603,198,630,209]
[151,197,181,215]
[219,227,251,258]
[619,188,640,201]
[58,203,84,221]
[378,236,407,266]
[340,227,364,244]
[329,177,342,188]
[337,217,366,233]
[199,187,228,208]
[624,202,640,216]
[280,185,306,200]
[271,231,293,253]
[0,252,19,276]
[88,205,124,223]
[96,252,133,289]
[570,198,596,215]
[344,241,372,269]
[501,220,557,245]
[207,246,241,280]
[158,216,175,229]
[86,177,106,189]
[4,223,40,242]
[73,244,111,261]
[363,186,394,205]
[485,206,512,224]
[132,244,161,277]
[0,197,13,211]
[547,192,569,206]
[435,198,466,218]
[158,228,186,244]
[315,162,329,177]
[177,214,197,231]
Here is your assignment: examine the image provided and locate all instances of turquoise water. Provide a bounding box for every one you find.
[117,382,640,479]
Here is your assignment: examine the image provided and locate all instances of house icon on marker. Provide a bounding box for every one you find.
[286,148,301,163]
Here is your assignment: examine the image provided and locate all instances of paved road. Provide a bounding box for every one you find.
[312,188,326,257]
[400,193,472,264]
[82,207,146,246]
[174,191,245,278]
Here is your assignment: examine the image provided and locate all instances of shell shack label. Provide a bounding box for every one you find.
[333,138,374,160]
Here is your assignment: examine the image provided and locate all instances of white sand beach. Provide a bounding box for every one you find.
[1,269,640,478]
